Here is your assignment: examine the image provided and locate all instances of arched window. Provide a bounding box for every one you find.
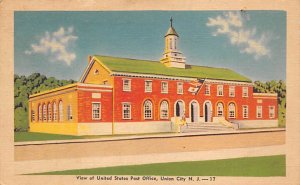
[160,101,169,119]
[53,102,57,121]
[228,103,236,119]
[67,105,72,120]
[42,104,47,122]
[48,103,52,122]
[59,100,63,122]
[169,38,172,49]
[38,104,42,122]
[144,100,153,119]
[217,102,224,117]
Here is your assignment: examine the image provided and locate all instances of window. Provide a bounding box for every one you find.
[122,103,131,119]
[94,69,99,75]
[169,38,172,49]
[161,82,168,93]
[92,103,101,120]
[144,100,153,119]
[256,106,262,118]
[217,85,223,96]
[43,104,47,122]
[229,86,235,97]
[145,80,152,92]
[67,105,72,120]
[123,79,131,91]
[269,106,275,118]
[177,82,183,94]
[38,104,42,122]
[31,110,35,122]
[243,87,249,97]
[160,101,169,119]
[59,101,63,122]
[243,105,248,118]
[205,85,210,95]
[48,103,52,122]
[228,103,236,118]
[53,102,57,121]
[217,102,224,117]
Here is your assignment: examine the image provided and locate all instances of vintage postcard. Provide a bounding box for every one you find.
[0,0,299,185]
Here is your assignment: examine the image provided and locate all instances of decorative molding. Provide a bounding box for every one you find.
[111,72,197,81]
[253,93,277,97]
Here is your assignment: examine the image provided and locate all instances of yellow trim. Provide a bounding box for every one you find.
[29,83,77,98]
[93,57,113,74]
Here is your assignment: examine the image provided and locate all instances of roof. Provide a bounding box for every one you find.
[94,55,252,82]
[165,26,179,37]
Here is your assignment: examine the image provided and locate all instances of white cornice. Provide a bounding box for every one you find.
[204,79,253,86]
[253,93,278,97]
[111,72,197,81]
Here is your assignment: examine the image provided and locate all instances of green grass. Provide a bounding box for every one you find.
[95,55,252,82]
[14,132,85,142]
[14,131,173,142]
[33,155,285,176]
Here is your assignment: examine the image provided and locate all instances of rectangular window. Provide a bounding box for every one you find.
[217,85,223,96]
[161,81,168,93]
[67,105,73,120]
[177,82,183,94]
[122,103,131,120]
[256,106,262,118]
[123,79,131,92]
[243,87,249,97]
[92,103,101,120]
[269,106,275,118]
[243,105,248,118]
[229,86,235,97]
[145,80,152,92]
[205,85,210,95]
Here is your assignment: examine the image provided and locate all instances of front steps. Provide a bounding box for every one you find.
[181,122,235,133]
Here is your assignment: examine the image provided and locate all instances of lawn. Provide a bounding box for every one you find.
[14,131,172,142]
[33,155,285,176]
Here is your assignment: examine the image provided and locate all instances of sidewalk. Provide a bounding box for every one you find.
[14,144,286,175]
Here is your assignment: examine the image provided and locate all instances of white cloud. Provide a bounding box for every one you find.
[25,26,78,65]
[206,11,270,59]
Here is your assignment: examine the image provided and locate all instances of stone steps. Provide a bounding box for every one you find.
[181,122,234,133]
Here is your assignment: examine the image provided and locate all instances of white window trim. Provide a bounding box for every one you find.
[122,102,132,120]
[177,82,184,95]
[205,84,211,95]
[53,102,57,121]
[144,100,153,120]
[229,86,235,97]
[217,85,224,96]
[256,106,262,118]
[216,102,224,117]
[228,103,236,119]
[160,101,169,119]
[58,101,64,122]
[122,78,131,92]
[269,106,275,119]
[145,80,153,93]
[161,81,168,94]
[242,105,249,119]
[242,87,249,97]
[92,102,101,120]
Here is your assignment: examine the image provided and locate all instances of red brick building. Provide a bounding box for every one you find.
[29,22,278,135]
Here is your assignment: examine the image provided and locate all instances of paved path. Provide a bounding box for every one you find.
[15,130,285,161]
[14,144,286,174]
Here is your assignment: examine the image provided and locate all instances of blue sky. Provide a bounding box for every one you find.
[14,11,286,82]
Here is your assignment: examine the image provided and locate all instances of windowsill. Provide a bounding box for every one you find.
[92,119,101,121]
[217,95,224,97]
[161,92,168,94]
[145,91,152,93]
[123,90,131,92]
[205,94,210,96]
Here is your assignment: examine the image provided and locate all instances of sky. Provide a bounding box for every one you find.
[14,11,286,82]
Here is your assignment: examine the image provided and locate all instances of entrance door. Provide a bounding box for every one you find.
[175,101,184,117]
[191,101,199,122]
[204,102,212,122]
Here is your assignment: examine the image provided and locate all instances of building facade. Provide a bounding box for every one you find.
[29,21,278,136]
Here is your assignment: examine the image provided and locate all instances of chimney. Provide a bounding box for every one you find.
[88,55,92,64]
